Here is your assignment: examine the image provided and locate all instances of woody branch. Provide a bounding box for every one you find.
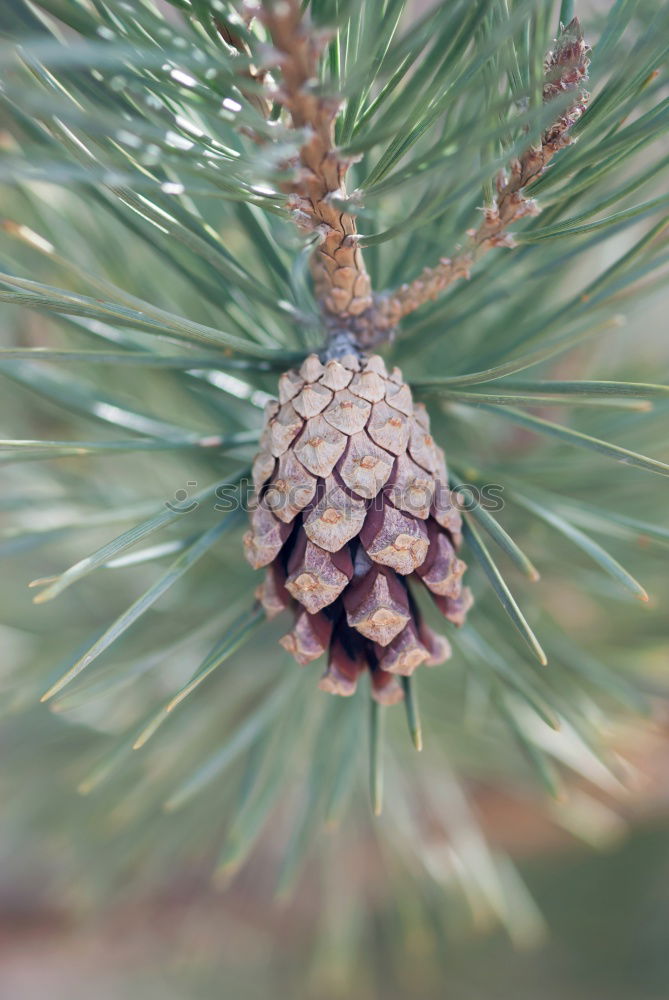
[262,0,375,348]
[264,5,589,350]
[374,18,591,329]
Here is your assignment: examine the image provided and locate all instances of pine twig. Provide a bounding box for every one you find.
[263,0,375,346]
[375,18,591,328]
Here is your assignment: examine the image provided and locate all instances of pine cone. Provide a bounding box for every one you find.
[245,352,472,703]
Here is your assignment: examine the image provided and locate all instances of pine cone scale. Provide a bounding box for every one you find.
[338,431,394,499]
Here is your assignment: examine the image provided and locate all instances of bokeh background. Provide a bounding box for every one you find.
[1,0,669,996]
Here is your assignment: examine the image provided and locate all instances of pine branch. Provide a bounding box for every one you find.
[376,18,591,327]
[263,0,375,346]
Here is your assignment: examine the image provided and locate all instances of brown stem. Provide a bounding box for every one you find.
[263,7,589,352]
[263,0,374,341]
[374,18,590,329]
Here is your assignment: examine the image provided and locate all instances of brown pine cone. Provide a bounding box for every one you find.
[245,352,472,704]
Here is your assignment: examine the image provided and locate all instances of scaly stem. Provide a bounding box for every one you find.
[265,5,590,352]
[375,19,590,328]
[263,0,375,350]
